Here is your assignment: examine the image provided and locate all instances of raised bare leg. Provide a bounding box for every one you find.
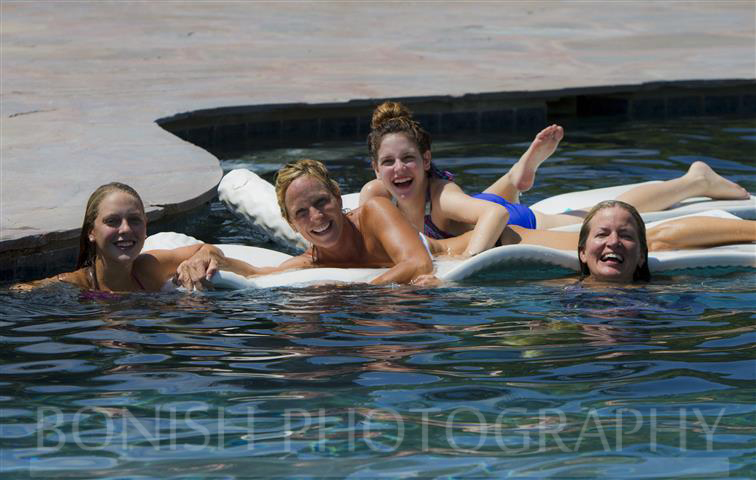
[483,124,564,203]
[616,161,749,212]
[532,161,751,230]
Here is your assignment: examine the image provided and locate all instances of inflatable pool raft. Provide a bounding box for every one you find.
[144,210,756,289]
[218,168,756,246]
[140,168,754,289]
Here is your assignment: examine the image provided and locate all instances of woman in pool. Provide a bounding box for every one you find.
[13,182,255,292]
[576,200,652,283]
[575,200,756,283]
[360,101,750,257]
[176,158,438,287]
[429,200,755,283]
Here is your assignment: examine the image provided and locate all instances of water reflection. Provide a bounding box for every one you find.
[1,116,754,477]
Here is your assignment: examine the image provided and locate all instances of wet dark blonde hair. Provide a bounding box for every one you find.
[367,101,432,164]
[77,182,145,268]
[274,159,341,224]
[577,200,651,282]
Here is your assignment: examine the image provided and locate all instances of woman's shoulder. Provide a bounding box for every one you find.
[354,197,407,236]
[431,177,464,196]
[359,179,391,204]
[60,268,92,288]
[359,196,398,218]
[12,268,90,291]
[133,251,183,291]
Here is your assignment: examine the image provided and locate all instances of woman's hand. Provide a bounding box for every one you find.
[410,274,443,287]
[173,245,222,290]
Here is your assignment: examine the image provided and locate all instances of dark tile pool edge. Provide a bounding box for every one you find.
[157,79,756,155]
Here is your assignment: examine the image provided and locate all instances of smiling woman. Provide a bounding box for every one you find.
[482,203,755,284]
[577,201,650,283]
[12,182,255,293]
[359,101,750,258]
[176,159,437,286]
[274,159,436,284]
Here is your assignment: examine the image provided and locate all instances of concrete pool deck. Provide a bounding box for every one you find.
[1,1,755,280]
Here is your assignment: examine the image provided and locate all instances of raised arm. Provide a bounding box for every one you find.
[434,181,509,256]
[361,197,435,285]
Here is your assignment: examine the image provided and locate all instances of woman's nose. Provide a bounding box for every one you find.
[309,206,323,221]
[118,219,132,233]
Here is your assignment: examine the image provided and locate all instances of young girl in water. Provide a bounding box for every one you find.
[13,182,255,292]
[360,101,750,257]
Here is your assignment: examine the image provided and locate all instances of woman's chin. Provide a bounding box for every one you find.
[105,249,140,265]
[587,270,633,284]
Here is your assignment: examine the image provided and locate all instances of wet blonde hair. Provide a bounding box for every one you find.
[367,101,431,164]
[77,182,145,268]
[577,200,651,282]
[274,159,341,224]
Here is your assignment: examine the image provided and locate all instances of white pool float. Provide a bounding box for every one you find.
[219,168,756,246]
[143,210,755,290]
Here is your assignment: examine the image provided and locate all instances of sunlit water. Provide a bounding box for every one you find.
[2,117,754,478]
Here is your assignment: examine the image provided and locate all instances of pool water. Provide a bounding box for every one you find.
[2,117,755,478]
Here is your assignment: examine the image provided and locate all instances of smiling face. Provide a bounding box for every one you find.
[88,191,147,265]
[578,206,645,283]
[374,133,431,201]
[284,175,344,249]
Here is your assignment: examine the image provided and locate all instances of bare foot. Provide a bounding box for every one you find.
[687,161,750,200]
[510,124,564,192]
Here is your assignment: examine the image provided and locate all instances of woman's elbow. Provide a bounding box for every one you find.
[483,204,508,226]
[406,256,434,283]
[417,255,434,275]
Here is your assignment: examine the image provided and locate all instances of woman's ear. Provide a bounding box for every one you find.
[578,248,587,264]
[423,151,432,172]
[88,230,95,243]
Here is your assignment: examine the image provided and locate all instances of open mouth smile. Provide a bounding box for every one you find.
[114,239,137,251]
[310,221,332,236]
[392,176,413,189]
[600,252,624,265]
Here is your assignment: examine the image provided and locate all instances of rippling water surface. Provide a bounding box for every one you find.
[2,117,754,478]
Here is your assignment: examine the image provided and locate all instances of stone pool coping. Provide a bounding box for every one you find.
[1,2,754,280]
